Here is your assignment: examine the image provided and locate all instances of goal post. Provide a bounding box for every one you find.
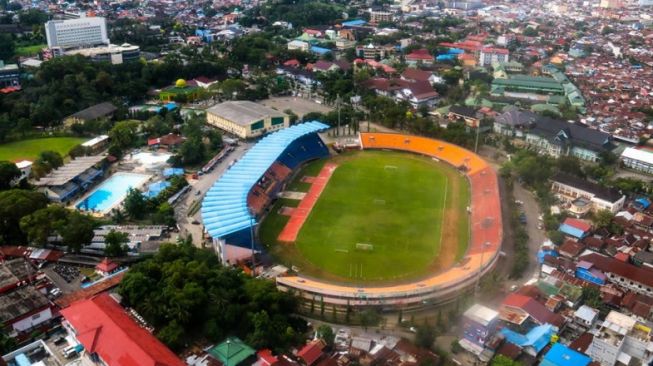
[356,243,374,251]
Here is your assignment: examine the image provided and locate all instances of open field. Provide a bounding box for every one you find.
[0,137,85,162]
[260,150,469,284]
[15,44,46,57]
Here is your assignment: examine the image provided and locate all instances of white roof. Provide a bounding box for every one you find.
[15,160,32,169]
[463,304,499,326]
[82,135,109,147]
[622,147,653,165]
[575,305,599,322]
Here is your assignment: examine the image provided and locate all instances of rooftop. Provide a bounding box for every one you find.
[68,102,117,121]
[208,337,256,366]
[552,172,623,203]
[61,293,184,366]
[206,101,287,126]
[33,155,106,187]
[0,286,49,323]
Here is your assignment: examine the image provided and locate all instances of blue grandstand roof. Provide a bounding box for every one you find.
[201,121,329,239]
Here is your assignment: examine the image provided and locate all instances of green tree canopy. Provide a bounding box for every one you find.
[104,229,129,257]
[118,243,305,352]
[0,189,48,244]
[0,161,21,190]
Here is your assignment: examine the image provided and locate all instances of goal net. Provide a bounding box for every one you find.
[356,243,374,251]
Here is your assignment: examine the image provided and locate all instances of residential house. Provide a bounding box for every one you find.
[573,305,599,330]
[580,252,653,296]
[551,173,626,214]
[528,117,613,162]
[448,106,481,128]
[363,78,439,109]
[460,304,500,356]
[540,343,591,366]
[355,44,393,60]
[400,68,444,85]
[298,339,325,366]
[405,49,434,66]
[499,293,565,328]
[559,218,592,240]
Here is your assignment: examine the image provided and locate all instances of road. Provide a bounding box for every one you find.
[476,146,545,290]
[174,142,254,247]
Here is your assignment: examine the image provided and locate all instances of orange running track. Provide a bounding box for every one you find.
[277,163,338,242]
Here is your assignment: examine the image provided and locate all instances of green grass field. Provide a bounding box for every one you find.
[15,44,46,57]
[0,137,86,162]
[260,150,470,284]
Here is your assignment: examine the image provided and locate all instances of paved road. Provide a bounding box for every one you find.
[174,142,253,247]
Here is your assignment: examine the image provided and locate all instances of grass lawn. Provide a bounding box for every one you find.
[261,150,470,284]
[15,44,47,57]
[0,137,86,162]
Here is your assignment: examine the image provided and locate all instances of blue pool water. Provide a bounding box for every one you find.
[76,173,149,213]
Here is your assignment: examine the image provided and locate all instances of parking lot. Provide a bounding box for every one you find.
[260,97,333,118]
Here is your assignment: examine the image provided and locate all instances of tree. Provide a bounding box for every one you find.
[0,161,21,190]
[317,325,335,349]
[104,230,129,257]
[591,209,614,229]
[491,355,522,366]
[60,211,96,252]
[153,203,176,227]
[0,33,14,61]
[123,188,147,219]
[109,120,140,151]
[206,129,223,151]
[415,324,436,349]
[118,242,304,352]
[0,189,48,244]
[179,137,205,165]
[19,205,69,246]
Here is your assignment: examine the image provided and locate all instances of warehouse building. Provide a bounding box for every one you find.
[206,101,290,139]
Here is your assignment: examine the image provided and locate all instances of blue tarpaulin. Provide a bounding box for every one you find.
[636,197,651,209]
[311,46,332,55]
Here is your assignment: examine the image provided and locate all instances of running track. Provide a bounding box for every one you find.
[277,163,338,242]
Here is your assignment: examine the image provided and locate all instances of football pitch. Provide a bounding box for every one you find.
[0,137,85,162]
[260,150,470,284]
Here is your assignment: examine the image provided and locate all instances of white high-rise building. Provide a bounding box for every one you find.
[45,17,109,49]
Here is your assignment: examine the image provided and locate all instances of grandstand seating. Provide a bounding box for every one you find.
[277,133,329,169]
[277,133,503,309]
[246,162,293,215]
[201,122,329,248]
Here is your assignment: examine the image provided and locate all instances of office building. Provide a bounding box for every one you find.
[45,17,109,49]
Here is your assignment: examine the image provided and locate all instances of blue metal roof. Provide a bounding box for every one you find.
[541,343,591,366]
[201,121,328,239]
[500,324,554,354]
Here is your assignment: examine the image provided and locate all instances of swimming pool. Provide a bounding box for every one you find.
[76,172,150,213]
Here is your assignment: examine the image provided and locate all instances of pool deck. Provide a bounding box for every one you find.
[73,172,152,215]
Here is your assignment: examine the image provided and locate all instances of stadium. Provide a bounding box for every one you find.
[201,122,502,310]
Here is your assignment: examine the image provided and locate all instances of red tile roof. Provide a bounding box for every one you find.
[580,252,653,288]
[401,68,433,82]
[563,218,592,232]
[257,349,278,366]
[95,258,119,273]
[297,340,325,366]
[61,293,184,366]
[502,294,564,327]
[55,271,125,308]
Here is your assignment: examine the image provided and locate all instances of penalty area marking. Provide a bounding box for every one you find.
[384,165,398,171]
[335,248,349,253]
[373,199,386,205]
